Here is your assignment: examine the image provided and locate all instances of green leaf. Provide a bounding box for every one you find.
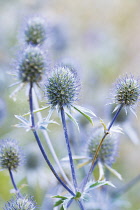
[22,106,50,117]
[54,200,64,207]
[60,206,64,210]
[52,195,67,200]
[86,180,115,191]
[65,110,80,131]
[74,105,96,117]
[72,105,95,125]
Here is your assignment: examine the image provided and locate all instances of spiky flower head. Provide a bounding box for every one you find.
[3,195,37,210]
[44,66,80,109]
[87,127,118,166]
[17,46,46,83]
[0,139,24,171]
[114,75,140,108]
[24,17,47,46]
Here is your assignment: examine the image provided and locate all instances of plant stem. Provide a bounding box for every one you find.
[8,168,21,197]
[60,107,78,192]
[29,82,75,196]
[8,168,18,191]
[82,104,123,192]
[32,87,74,191]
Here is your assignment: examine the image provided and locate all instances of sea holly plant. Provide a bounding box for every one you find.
[2,15,140,209]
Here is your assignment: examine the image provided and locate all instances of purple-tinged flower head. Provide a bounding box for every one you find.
[3,195,37,210]
[17,46,46,83]
[113,74,140,109]
[87,127,119,166]
[24,16,47,46]
[44,66,80,109]
[0,139,24,171]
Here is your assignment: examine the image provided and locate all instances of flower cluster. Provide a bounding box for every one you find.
[87,127,119,166]
[17,46,46,83]
[0,139,24,171]
[24,16,47,46]
[3,195,37,210]
[114,75,140,107]
[45,66,80,109]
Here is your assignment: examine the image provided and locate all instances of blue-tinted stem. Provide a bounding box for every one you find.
[29,82,75,196]
[8,168,18,191]
[82,104,123,192]
[8,168,21,197]
[78,200,85,210]
[108,104,124,131]
[60,107,78,192]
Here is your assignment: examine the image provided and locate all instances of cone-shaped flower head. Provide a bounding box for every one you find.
[24,17,47,46]
[45,66,80,109]
[17,46,46,83]
[114,75,140,107]
[0,139,24,171]
[3,195,37,210]
[87,127,118,166]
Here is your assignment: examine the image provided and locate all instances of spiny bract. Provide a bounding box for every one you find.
[114,75,140,107]
[87,127,118,166]
[24,17,46,45]
[0,139,24,171]
[17,46,46,83]
[3,195,37,210]
[45,66,80,109]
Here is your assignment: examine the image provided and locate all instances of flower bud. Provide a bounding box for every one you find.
[114,75,140,107]
[45,66,80,109]
[3,195,37,210]
[87,127,118,166]
[17,46,46,83]
[0,139,24,171]
[24,17,47,46]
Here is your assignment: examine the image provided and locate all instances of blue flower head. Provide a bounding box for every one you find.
[44,66,80,109]
[24,16,47,46]
[0,139,24,171]
[3,195,37,210]
[113,74,140,109]
[17,46,46,83]
[87,127,119,166]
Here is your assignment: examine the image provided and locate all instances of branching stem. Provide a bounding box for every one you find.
[29,82,75,196]
[82,104,124,192]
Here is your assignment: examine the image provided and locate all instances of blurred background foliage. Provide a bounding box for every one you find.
[0,0,140,209]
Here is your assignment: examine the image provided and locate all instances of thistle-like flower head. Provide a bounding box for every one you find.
[17,46,46,83]
[114,75,140,108]
[24,16,47,46]
[44,66,80,109]
[87,127,118,166]
[0,139,24,171]
[3,195,37,210]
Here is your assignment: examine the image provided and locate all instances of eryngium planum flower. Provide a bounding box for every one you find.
[45,66,80,109]
[0,139,24,171]
[24,17,47,46]
[114,75,140,107]
[3,195,37,210]
[17,46,46,83]
[87,127,118,166]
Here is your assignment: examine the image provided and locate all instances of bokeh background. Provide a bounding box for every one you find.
[0,0,140,209]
